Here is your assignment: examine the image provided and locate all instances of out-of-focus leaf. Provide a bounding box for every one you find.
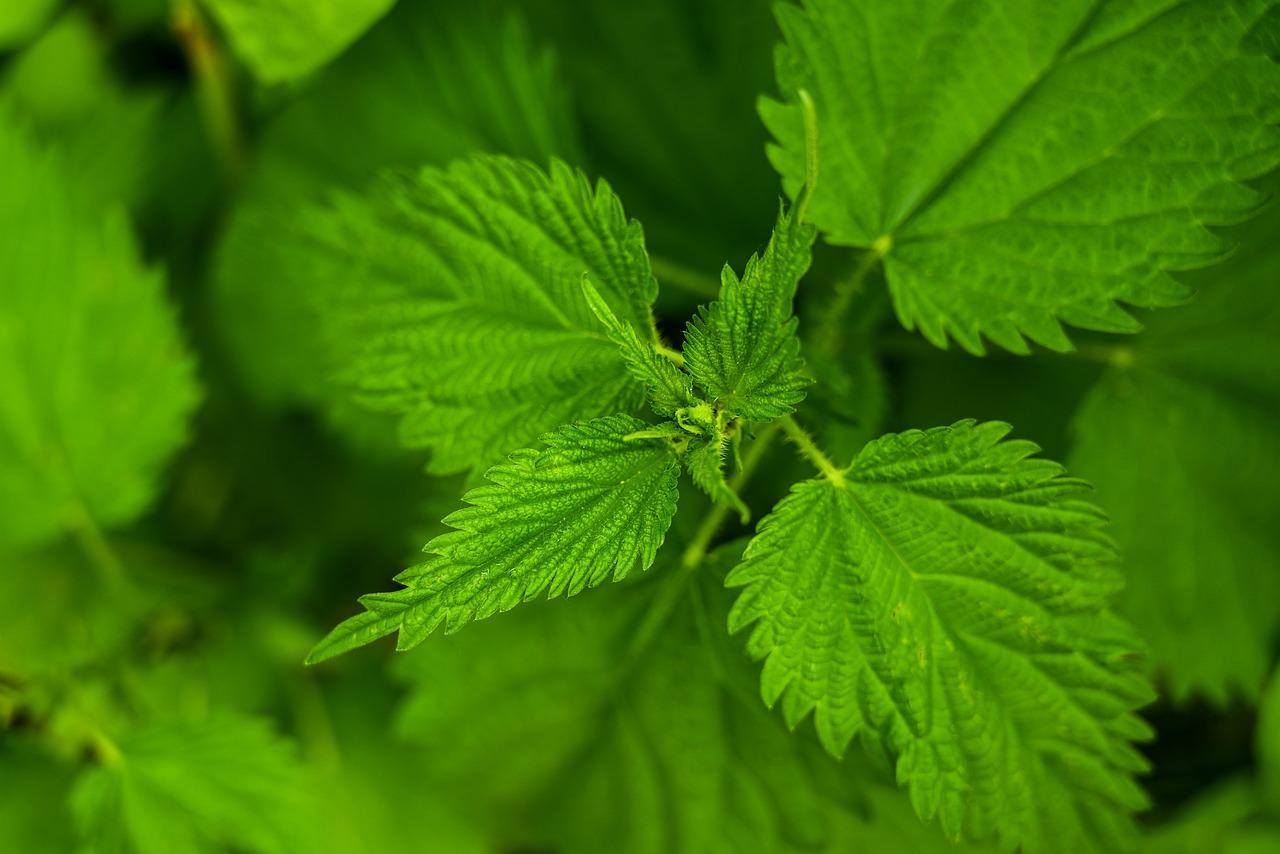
[201,0,396,84]
[1070,194,1280,703]
[1141,778,1280,854]
[0,113,199,550]
[2,9,162,210]
[0,0,58,50]
[71,712,311,854]
[0,743,78,852]
[393,549,964,853]
[211,0,579,441]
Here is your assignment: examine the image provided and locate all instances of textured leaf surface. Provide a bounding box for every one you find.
[392,550,966,854]
[0,114,198,550]
[316,155,656,475]
[309,415,680,662]
[728,421,1153,850]
[684,206,814,420]
[202,0,395,83]
[580,275,694,416]
[762,0,1280,353]
[70,713,307,854]
[211,3,578,440]
[1070,196,1280,703]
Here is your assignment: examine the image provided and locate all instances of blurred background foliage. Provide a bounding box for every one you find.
[1,1,1278,852]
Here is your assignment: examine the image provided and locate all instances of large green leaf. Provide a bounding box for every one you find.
[728,421,1153,850]
[308,415,680,662]
[0,113,198,550]
[762,0,1280,354]
[314,155,655,475]
[1070,195,1280,703]
[211,1,578,435]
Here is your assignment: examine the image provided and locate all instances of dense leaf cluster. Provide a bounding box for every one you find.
[2,1,1279,852]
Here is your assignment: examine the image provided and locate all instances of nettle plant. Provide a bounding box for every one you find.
[301,2,1280,851]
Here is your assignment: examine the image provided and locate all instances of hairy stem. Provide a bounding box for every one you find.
[655,343,685,366]
[649,254,721,301]
[679,421,782,570]
[66,500,127,589]
[624,423,783,663]
[779,414,845,486]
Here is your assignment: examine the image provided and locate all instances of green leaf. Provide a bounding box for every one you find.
[211,4,578,439]
[1070,192,1280,703]
[0,0,58,50]
[1141,778,1280,854]
[308,415,680,662]
[70,713,309,854]
[684,205,815,420]
[580,275,695,416]
[391,548,964,854]
[0,113,199,550]
[200,0,395,84]
[728,421,1153,850]
[762,0,1280,354]
[316,155,660,475]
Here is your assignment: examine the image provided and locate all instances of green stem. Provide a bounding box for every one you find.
[87,725,125,768]
[812,244,886,357]
[624,423,782,663]
[779,415,845,486]
[679,421,782,570]
[172,0,246,179]
[649,255,721,301]
[65,500,127,589]
[655,343,685,366]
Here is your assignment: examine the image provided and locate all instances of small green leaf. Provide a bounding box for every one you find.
[684,205,815,420]
[309,414,681,662]
[763,0,1280,353]
[728,420,1153,850]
